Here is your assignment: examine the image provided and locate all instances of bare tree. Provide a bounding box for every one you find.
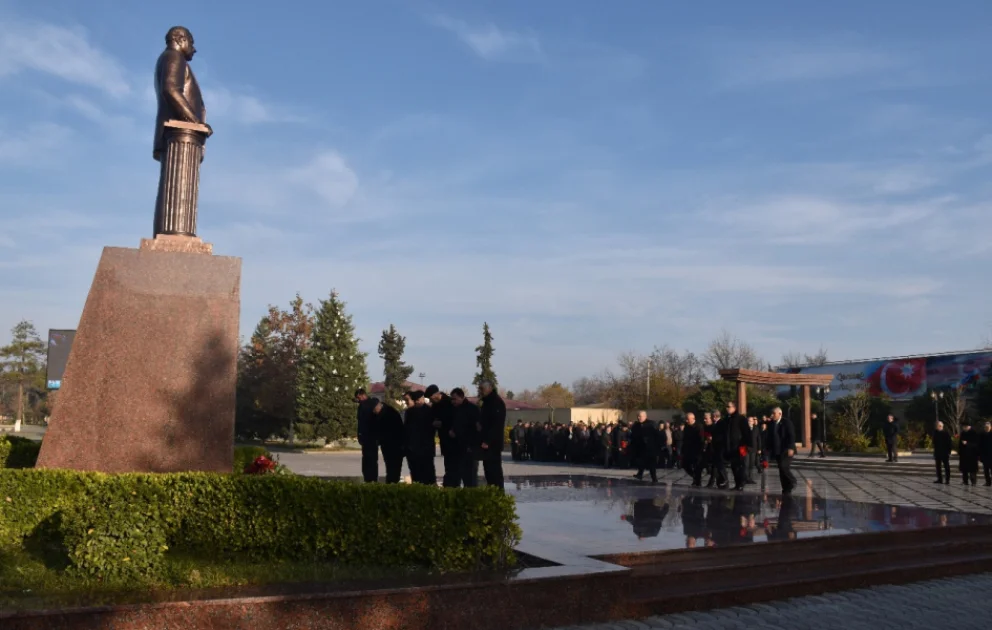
[940,389,970,436]
[804,346,829,366]
[703,330,764,376]
[602,352,647,414]
[781,351,805,369]
[837,390,872,437]
[572,376,609,406]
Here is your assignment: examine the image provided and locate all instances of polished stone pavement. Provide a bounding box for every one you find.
[279,450,992,514]
[280,451,992,576]
[546,572,992,630]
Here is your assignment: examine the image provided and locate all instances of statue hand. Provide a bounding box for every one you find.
[204,123,213,137]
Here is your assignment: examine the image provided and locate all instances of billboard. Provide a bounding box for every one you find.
[779,351,992,402]
[46,329,76,390]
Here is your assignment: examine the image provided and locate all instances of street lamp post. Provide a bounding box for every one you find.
[418,372,426,387]
[930,390,944,426]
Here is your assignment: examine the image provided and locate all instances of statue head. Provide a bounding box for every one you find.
[165,26,196,61]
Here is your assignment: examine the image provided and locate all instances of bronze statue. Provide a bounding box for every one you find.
[152,26,212,238]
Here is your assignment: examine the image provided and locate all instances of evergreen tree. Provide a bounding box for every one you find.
[473,322,498,395]
[0,320,47,427]
[296,290,369,440]
[378,324,414,408]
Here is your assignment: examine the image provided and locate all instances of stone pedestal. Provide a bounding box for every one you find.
[153,120,210,237]
[36,245,241,473]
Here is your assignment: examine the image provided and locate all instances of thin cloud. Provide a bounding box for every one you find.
[0,121,72,166]
[202,87,306,125]
[429,14,543,62]
[0,19,130,96]
[710,37,902,88]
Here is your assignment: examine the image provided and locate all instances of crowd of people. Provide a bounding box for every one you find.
[353,380,509,490]
[352,384,992,494]
[509,402,800,493]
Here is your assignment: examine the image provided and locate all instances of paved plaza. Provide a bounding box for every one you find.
[278,450,992,514]
[545,572,992,630]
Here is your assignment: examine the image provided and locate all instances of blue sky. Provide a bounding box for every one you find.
[2,0,992,391]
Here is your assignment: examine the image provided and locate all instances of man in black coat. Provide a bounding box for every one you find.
[478,381,507,490]
[451,388,482,487]
[958,420,980,485]
[745,416,761,485]
[808,413,826,458]
[631,411,659,483]
[724,401,750,491]
[932,420,952,485]
[372,398,406,483]
[511,419,526,461]
[769,406,797,494]
[426,385,459,488]
[404,391,436,485]
[680,413,704,487]
[708,411,729,488]
[354,388,380,482]
[980,421,992,487]
[883,415,900,463]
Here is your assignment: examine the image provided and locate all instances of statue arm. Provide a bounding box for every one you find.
[160,51,201,123]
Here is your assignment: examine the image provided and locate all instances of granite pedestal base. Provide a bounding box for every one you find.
[36,245,241,473]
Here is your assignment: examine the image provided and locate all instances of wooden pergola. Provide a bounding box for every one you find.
[718,369,834,448]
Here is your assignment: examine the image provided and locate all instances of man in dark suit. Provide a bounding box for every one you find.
[451,388,481,487]
[355,388,380,482]
[425,385,459,488]
[478,381,507,490]
[372,398,405,483]
[932,420,952,485]
[981,421,992,487]
[724,401,750,491]
[681,413,704,487]
[770,406,797,494]
[631,411,659,483]
[883,415,900,462]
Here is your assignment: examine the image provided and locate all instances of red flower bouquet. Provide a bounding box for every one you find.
[738,446,748,458]
[245,455,277,475]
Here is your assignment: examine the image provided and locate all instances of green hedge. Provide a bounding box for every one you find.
[0,470,520,581]
[233,445,271,473]
[0,435,41,468]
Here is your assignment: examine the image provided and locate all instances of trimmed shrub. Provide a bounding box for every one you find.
[0,469,520,581]
[233,445,270,473]
[0,435,41,468]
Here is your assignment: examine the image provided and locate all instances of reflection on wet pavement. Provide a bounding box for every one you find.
[507,475,992,557]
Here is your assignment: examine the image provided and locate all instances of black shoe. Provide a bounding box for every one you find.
[934,479,944,484]
[944,480,950,485]
[633,474,643,481]
[986,482,991,487]
[717,483,729,490]
[691,481,701,487]
[706,481,715,488]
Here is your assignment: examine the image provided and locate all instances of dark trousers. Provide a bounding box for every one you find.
[984,461,992,485]
[745,452,756,482]
[886,441,898,462]
[684,456,702,485]
[636,455,657,482]
[442,450,461,488]
[409,453,436,485]
[709,454,727,487]
[935,455,950,482]
[778,454,797,493]
[361,443,379,482]
[383,451,404,484]
[730,453,747,489]
[460,452,479,487]
[659,447,671,469]
[809,441,825,457]
[963,469,978,485]
[482,452,505,490]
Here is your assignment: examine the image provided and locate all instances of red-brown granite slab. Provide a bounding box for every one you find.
[140,235,213,254]
[35,246,240,473]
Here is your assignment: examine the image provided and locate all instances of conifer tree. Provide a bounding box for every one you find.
[473,322,498,396]
[378,324,414,408]
[296,290,369,440]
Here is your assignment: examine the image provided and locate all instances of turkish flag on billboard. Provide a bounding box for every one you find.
[866,359,927,399]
